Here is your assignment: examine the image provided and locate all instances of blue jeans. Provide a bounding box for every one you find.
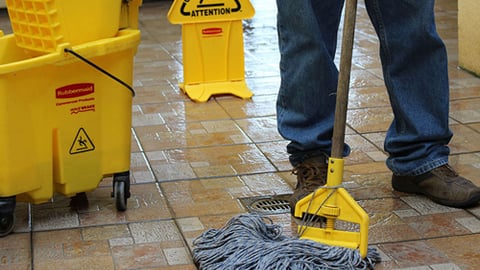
[276,0,452,176]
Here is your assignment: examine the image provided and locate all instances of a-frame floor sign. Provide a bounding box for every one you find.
[168,0,255,102]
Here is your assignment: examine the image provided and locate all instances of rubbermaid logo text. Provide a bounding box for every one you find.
[56,83,94,99]
[202,27,223,35]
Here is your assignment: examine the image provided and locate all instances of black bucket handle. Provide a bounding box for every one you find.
[64,48,135,97]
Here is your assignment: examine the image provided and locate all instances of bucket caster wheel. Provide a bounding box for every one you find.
[114,181,127,211]
[0,196,16,237]
[0,213,15,237]
[112,172,131,212]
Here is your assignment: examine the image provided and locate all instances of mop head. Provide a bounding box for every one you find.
[193,213,380,270]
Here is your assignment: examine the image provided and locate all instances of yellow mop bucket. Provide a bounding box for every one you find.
[0,0,143,237]
[0,28,141,236]
[0,28,140,200]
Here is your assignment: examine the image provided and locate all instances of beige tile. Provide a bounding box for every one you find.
[32,229,115,269]
[347,107,394,133]
[350,69,385,88]
[148,144,276,180]
[217,94,278,118]
[450,86,480,100]
[32,206,80,231]
[81,225,131,241]
[399,196,461,215]
[164,247,191,265]
[129,220,182,243]
[161,179,246,217]
[352,54,382,69]
[235,116,284,142]
[0,233,31,267]
[345,134,385,165]
[379,241,450,268]
[132,105,166,127]
[402,212,472,238]
[176,217,205,232]
[77,183,171,226]
[63,240,111,258]
[111,243,169,269]
[449,124,480,154]
[244,77,281,96]
[11,203,30,234]
[450,99,480,124]
[35,256,114,270]
[428,235,480,269]
[348,86,390,109]
[469,123,480,133]
[455,216,480,233]
[135,120,251,151]
[256,140,292,171]
[240,173,292,195]
[139,100,231,123]
[129,152,156,183]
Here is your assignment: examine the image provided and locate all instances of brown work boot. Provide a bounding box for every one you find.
[289,155,328,215]
[392,164,480,208]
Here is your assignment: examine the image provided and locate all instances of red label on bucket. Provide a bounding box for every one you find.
[202,27,223,36]
[56,83,94,99]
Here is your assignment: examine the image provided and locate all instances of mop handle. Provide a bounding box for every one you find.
[331,0,358,159]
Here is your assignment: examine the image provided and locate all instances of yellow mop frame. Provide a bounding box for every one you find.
[293,0,370,258]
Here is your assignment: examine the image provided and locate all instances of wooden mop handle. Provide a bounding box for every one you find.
[331,0,358,158]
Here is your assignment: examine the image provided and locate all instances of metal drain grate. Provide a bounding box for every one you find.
[239,194,291,214]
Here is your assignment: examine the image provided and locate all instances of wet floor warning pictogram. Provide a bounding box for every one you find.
[69,128,95,154]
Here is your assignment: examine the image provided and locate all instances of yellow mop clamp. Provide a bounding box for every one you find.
[294,158,370,258]
[293,0,370,258]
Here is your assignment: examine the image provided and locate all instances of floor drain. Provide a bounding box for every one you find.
[239,194,291,214]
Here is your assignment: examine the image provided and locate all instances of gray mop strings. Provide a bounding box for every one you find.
[193,213,380,270]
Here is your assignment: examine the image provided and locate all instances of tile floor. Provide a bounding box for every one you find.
[1,0,480,269]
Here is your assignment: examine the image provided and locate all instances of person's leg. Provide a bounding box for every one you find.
[276,0,346,213]
[276,0,347,167]
[365,0,480,207]
[365,0,451,175]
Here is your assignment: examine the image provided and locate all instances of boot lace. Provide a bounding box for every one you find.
[292,161,327,188]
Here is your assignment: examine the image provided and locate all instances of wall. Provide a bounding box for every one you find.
[458,0,480,76]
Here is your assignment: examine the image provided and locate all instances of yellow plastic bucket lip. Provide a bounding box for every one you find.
[0,29,141,75]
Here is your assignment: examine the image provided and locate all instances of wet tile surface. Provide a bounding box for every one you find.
[1,0,480,269]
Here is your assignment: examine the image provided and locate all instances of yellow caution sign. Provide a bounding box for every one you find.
[168,0,255,102]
